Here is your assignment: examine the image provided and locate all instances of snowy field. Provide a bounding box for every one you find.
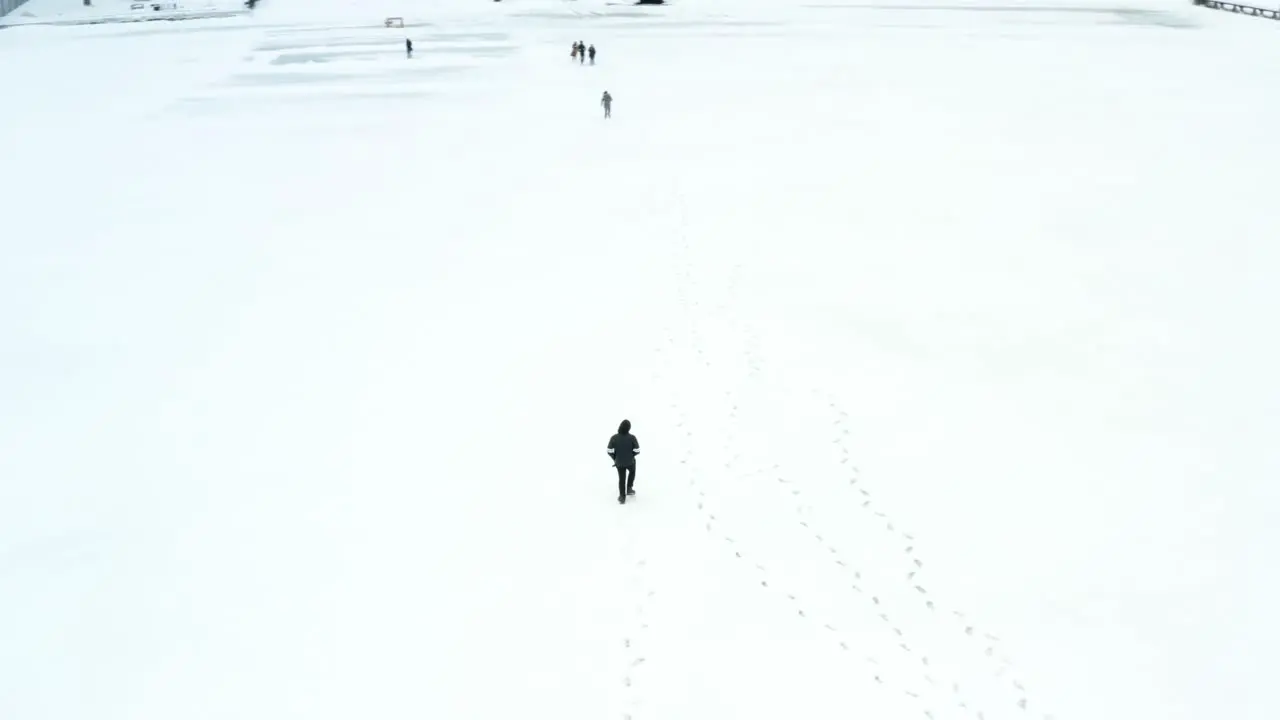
[2,1,1279,719]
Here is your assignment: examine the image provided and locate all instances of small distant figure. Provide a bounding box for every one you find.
[578,39,586,64]
[571,41,580,60]
[607,419,640,503]
[601,90,612,119]
[406,38,413,58]
[588,44,596,64]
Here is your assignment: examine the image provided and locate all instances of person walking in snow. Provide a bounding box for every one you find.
[601,90,612,119]
[406,38,413,58]
[588,44,596,64]
[578,39,586,64]
[571,41,580,60]
[607,419,640,503]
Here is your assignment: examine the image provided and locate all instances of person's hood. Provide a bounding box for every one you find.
[618,419,631,434]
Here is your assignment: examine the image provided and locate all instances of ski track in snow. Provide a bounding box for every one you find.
[619,543,653,720]
[613,322,670,720]
[666,188,918,714]
[654,184,1057,720]
[822,394,1039,716]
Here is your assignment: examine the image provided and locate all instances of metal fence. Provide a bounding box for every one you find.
[1192,0,1280,19]
[1,0,33,17]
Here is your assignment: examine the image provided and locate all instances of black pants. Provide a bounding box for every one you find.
[616,464,635,497]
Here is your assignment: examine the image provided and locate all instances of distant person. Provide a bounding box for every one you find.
[588,44,596,64]
[601,90,612,118]
[406,38,413,58]
[579,39,586,64]
[571,41,580,60]
[607,419,640,503]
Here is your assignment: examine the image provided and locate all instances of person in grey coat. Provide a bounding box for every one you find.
[601,90,612,119]
[607,419,640,503]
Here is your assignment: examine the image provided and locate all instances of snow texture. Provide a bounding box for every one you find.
[1,1,1278,720]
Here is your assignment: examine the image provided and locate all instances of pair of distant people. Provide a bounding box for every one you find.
[571,41,597,64]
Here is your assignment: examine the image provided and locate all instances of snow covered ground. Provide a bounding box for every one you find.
[0,0,248,26]
[2,1,1279,719]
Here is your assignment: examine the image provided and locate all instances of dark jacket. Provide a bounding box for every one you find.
[607,419,639,468]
